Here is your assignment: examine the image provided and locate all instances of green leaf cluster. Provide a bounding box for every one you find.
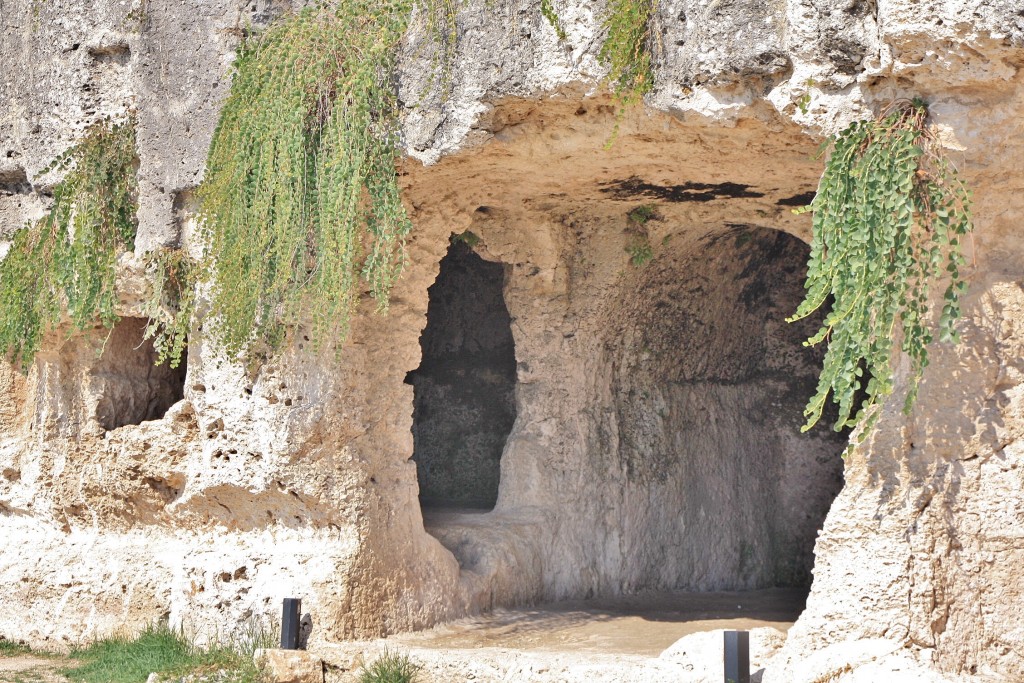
[0,117,138,368]
[627,203,657,225]
[540,0,567,42]
[449,230,480,247]
[790,99,972,447]
[600,0,655,106]
[626,234,653,267]
[625,204,656,266]
[199,2,414,358]
[359,649,420,683]
[142,248,195,369]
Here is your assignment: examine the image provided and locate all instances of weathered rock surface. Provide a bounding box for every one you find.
[255,649,324,683]
[1,1,1023,682]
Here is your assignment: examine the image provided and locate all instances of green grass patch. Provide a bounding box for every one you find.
[626,203,658,225]
[625,235,653,267]
[61,623,270,683]
[359,649,420,683]
[0,637,31,657]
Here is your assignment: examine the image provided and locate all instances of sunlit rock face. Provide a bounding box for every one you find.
[2,1,1024,681]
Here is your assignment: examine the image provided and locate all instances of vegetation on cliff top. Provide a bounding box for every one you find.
[0,6,973,456]
[198,2,413,358]
[198,0,658,359]
[0,0,659,369]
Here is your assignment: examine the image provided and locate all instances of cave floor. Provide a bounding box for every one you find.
[317,588,806,682]
[388,587,805,657]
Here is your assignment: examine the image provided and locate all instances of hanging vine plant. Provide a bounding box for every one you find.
[789,99,973,448]
[0,116,138,368]
[198,1,413,358]
[420,0,461,96]
[537,0,653,129]
[142,247,195,369]
[600,0,655,107]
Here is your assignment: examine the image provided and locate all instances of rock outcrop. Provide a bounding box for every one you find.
[1,1,1023,681]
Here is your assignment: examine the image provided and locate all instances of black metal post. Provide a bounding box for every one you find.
[724,630,750,683]
[281,597,302,650]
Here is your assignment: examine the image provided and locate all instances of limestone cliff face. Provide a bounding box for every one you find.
[1,1,1023,681]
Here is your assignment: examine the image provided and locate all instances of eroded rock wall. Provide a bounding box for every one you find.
[1,1,1023,681]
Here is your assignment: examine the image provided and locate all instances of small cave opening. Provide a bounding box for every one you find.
[406,239,517,511]
[93,317,187,431]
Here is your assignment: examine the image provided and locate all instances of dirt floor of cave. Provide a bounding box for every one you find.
[387,587,805,656]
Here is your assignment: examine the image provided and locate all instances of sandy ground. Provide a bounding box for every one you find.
[388,587,804,655]
[0,655,69,683]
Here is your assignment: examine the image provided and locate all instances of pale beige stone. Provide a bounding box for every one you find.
[255,649,324,683]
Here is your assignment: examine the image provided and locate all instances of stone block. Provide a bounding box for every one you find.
[255,649,323,683]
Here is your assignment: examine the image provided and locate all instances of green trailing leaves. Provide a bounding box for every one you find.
[419,0,461,98]
[600,0,655,106]
[543,0,654,114]
[143,248,195,369]
[191,0,666,363]
[199,2,414,358]
[540,0,567,42]
[790,99,973,448]
[0,117,138,368]
[199,0,664,361]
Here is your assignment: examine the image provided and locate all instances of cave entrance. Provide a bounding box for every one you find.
[406,238,517,511]
[93,317,187,432]
[606,225,846,596]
